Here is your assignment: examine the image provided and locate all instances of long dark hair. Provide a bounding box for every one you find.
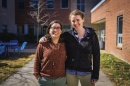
[45,20,63,43]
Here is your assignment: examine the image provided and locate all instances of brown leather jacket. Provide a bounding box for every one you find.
[34,41,66,79]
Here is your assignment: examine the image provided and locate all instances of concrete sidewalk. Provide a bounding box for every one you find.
[0,49,115,86]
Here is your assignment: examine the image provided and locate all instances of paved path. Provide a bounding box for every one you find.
[0,49,115,86]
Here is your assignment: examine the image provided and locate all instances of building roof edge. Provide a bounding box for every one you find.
[91,0,106,13]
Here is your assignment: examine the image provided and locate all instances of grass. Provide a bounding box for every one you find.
[0,53,35,84]
[101,53,130,86]
[0,52,130,86]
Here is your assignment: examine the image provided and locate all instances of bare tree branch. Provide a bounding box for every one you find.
[28,0,57,42]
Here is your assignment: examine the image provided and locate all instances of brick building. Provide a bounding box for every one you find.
[15,0,100,36]
[91,0,130,63]
[0,0,100,42]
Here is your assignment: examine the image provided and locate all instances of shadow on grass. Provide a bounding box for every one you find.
[0,53,35,84]
[101,53,130,86]
[0,53,34,68]
[0,52,34,60]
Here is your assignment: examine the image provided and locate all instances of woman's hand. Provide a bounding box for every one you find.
[34,74,40,80]
[39,37,47,43]
[37,76,40,80]
[92,79,98,85]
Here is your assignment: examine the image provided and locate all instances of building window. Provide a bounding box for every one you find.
[117,15,123,47]
[77,0,85,12]
[41,25,48,35]
[17,25,24,35]
[28,25,34,34]
[62,24,70,32]
[2,0,7,8]
[61,0,68,9]
[18,0,25,9]
[2,25,7,33]
[46,0,54,9]
[30,0,38,10]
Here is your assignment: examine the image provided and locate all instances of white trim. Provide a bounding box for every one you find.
[117,16,123,47]
[91,0,106,13]
[117,34,122,47]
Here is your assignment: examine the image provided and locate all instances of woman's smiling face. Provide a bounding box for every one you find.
[49,23,62,38]
[70,15,84,30]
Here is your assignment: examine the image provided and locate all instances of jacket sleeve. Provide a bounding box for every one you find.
[33,43,43,79]
[91,32,100,80]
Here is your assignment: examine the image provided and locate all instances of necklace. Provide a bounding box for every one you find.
[53,43,61,50]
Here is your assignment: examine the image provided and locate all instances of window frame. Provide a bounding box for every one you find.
[46,0,54,9]
[2,25,7,33]
[18,0,25,10]
[2,0,7,8]
[76,0,86,12]
[30,0,38,10]
[117,15,123,47]
[62,24,71,32]
[60,0,69,9]
[28,25,35,35]
[17,25,24,35]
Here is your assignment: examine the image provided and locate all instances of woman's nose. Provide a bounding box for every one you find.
[74,21,78,25]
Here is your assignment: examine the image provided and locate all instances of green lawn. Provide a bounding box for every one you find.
[0,53,34,84]
[101,53,130,86]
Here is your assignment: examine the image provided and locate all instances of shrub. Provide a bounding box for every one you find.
[24,34,36,43]
[0,33,17,42]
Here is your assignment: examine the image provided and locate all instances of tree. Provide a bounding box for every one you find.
[28,0,57,43]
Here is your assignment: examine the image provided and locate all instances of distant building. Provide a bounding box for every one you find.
[91,0,130,63]
[0,0,16,34]
[0,0,100,42]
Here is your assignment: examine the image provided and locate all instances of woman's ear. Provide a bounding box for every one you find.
[83,18,85,22]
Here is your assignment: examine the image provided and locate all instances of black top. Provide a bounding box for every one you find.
[63,27,100,79]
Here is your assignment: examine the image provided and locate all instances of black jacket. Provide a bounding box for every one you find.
[63,27,100,79]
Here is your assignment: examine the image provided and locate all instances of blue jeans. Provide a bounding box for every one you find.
[38,76,66,86]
